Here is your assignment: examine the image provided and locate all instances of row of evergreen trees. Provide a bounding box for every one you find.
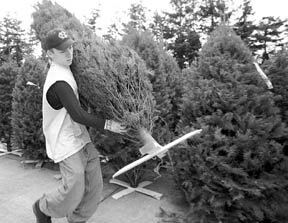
[0,56,46,158]
[1,0,288,222]
[1,0,287,69]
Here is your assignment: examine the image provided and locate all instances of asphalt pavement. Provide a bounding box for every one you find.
[0,154,187,223]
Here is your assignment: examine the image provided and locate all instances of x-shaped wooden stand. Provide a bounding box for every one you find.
[109,178,162,200]
[110,129,202,200]
[0,148,22,157]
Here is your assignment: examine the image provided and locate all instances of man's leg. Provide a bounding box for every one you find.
[37,150,86,218]
[67,143,103,223]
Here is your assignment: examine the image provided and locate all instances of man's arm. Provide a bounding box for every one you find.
[47,81,106,129]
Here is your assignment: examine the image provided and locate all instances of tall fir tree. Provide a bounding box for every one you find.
[0,15,33,66]
[233,0,256,47]
[85,8,101,33]
[172,26,288,223]
[250,16,286,63]
[197,0,234,34]
[103,2,148,41]
[149,12,166,42]
[103,23,121,41]
[123,2,148,32]
[160,0,202,69]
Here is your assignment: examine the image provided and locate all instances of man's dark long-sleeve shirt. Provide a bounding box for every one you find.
[46,81,105,129]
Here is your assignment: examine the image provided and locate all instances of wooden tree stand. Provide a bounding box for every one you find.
[0,146,23,157]
[109,129,202,200]
[109,178,162,200]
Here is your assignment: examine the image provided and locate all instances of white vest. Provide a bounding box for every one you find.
[42,63,91,163]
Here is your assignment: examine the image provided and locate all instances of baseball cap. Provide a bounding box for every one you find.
[42,28,74,51]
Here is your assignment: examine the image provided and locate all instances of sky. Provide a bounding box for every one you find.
[0,0,288,35]
[0,0,171,34]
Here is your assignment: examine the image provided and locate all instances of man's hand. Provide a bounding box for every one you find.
[104,120,127,134]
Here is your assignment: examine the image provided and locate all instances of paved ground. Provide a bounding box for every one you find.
[0,154,188,223]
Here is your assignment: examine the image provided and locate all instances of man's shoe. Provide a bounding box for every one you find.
[32,199,51,223]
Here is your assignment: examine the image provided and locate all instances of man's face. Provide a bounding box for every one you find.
[49,45,73,67]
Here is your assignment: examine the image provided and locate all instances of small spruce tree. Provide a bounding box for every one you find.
[11,57,46,159]
[0,60,19,150]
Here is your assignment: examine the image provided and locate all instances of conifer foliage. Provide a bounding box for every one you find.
[71,34,155,132]
[71,34,156,184]
[266,50,288,125]
[0,60,19,150]
[173,26,288,223]
[121,30,182,144]
[31,0,85,42]
[11,57,46,159]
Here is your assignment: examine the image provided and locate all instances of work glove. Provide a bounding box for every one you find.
[104,120,127,134]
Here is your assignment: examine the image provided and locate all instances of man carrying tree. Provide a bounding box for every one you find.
[33,28,127,223]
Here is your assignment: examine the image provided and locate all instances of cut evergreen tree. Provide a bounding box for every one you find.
[171,26,288,223]
[31,0,156,185]
[11,56,46,160]
[71,33,156,186]
[31,0,86,42]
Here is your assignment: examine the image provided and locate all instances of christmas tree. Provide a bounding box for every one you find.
[71,33,156,185]
[0,60,19,151]
[11,57,46,159]
[173,26,288,222]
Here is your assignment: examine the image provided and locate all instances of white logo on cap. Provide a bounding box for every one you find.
[58,31,68,39]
